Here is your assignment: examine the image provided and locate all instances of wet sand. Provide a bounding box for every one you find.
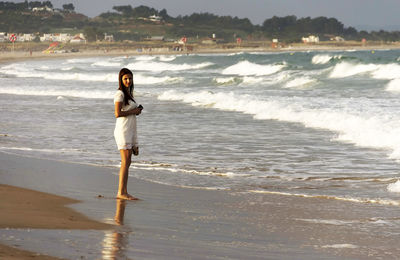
[1,152,400,259]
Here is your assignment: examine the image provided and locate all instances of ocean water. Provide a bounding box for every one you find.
[2,50,400,206]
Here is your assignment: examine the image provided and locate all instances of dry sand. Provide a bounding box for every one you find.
[0,184,112,230]
[0,184,112,259]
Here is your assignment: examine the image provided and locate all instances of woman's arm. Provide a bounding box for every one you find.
[114,102,142,118]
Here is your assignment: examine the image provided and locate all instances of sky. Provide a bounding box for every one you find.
[11,0,400,31]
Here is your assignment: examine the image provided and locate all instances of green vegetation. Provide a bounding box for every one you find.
[1,1,400,43]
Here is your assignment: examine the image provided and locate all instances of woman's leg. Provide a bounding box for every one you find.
[117,149,138,200]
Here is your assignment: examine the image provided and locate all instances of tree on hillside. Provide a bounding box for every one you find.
[0,1,28,11]
[62,3,74,12]
[112,5,133,16]
[84,26,103,42]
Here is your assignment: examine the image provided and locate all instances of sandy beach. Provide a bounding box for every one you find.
[2,47,400,259]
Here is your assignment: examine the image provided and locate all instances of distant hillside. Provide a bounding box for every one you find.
[1,1,400,43]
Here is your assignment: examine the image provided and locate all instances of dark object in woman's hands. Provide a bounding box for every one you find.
[133,146,139,156]
[138,104,143,110]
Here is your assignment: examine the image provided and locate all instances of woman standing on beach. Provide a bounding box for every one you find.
[114,68,143,200]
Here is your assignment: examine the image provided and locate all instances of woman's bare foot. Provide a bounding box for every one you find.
[117,193,139,200]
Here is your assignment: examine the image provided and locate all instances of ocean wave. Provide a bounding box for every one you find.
[329,61,400,79]
[321,244,359,249]
[158,55,177,62]
[247,190,400,206]
[213,77,242,85]
[0,88,114,99]
[311,54,342,64]
[134,73,183,85]
[0,63,180,85]
[222,60,285,76]
[284,76,318,88]
[296,218,358,225]
[0,64,117,82]
[242,76,265,84]
[385,78,400,92]
[329,61,377,78]
[91,61,121,67]
[134,56,156,61]
[158,90,400,160]
[127,61,213,71]
[130,161,249,178]
[371,63,400,79]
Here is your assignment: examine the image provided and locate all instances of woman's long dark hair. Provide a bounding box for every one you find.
[118,68,135,106]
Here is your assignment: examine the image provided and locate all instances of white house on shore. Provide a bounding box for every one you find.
[0,32,6,42]
[149,15,162,22]
[302,35,320,43]
[70,34,86,44]
[104,33,114,42]
[32,6,53,12]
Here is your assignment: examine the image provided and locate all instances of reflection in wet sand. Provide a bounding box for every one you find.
[102,199,129,260]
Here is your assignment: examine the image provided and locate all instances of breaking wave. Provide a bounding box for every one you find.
[127,61,213,71]
[222,60,285,76]
[158,89,400,160]
[312,54,342,64]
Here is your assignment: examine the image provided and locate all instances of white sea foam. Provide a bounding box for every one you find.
[213,77,241,85]
[227,52,244,56]
[329,62,377,78]
[134,73,183,85]
[127,61,213,71]
[134,56,156,61]
[222,60,285,76]
[0,64,117,82]
[321,244,359,249]
[371,63,400,79]
[387,180,400,193]
[329,62,400,80]
[242,76,265,84]
[131,161,247,178]
[311,54,342,64]
[284,76,318,88]
[64,58,97,64]
[91,61,121,67]
[246,190,400,206]
[0,88,114,99]
[385,78,400,92]
[159,55,177,62]
[296,218,357,225]
[61,66,75,71]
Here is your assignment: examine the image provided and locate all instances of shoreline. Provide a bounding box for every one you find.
[1,42,400,65]
[1,152,400,259]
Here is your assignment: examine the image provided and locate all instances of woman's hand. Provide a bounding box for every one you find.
[133,107,142,115]
[115,102,142,117]
[132,146,139,156]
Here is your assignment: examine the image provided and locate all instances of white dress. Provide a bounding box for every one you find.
[114,90,138,150]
